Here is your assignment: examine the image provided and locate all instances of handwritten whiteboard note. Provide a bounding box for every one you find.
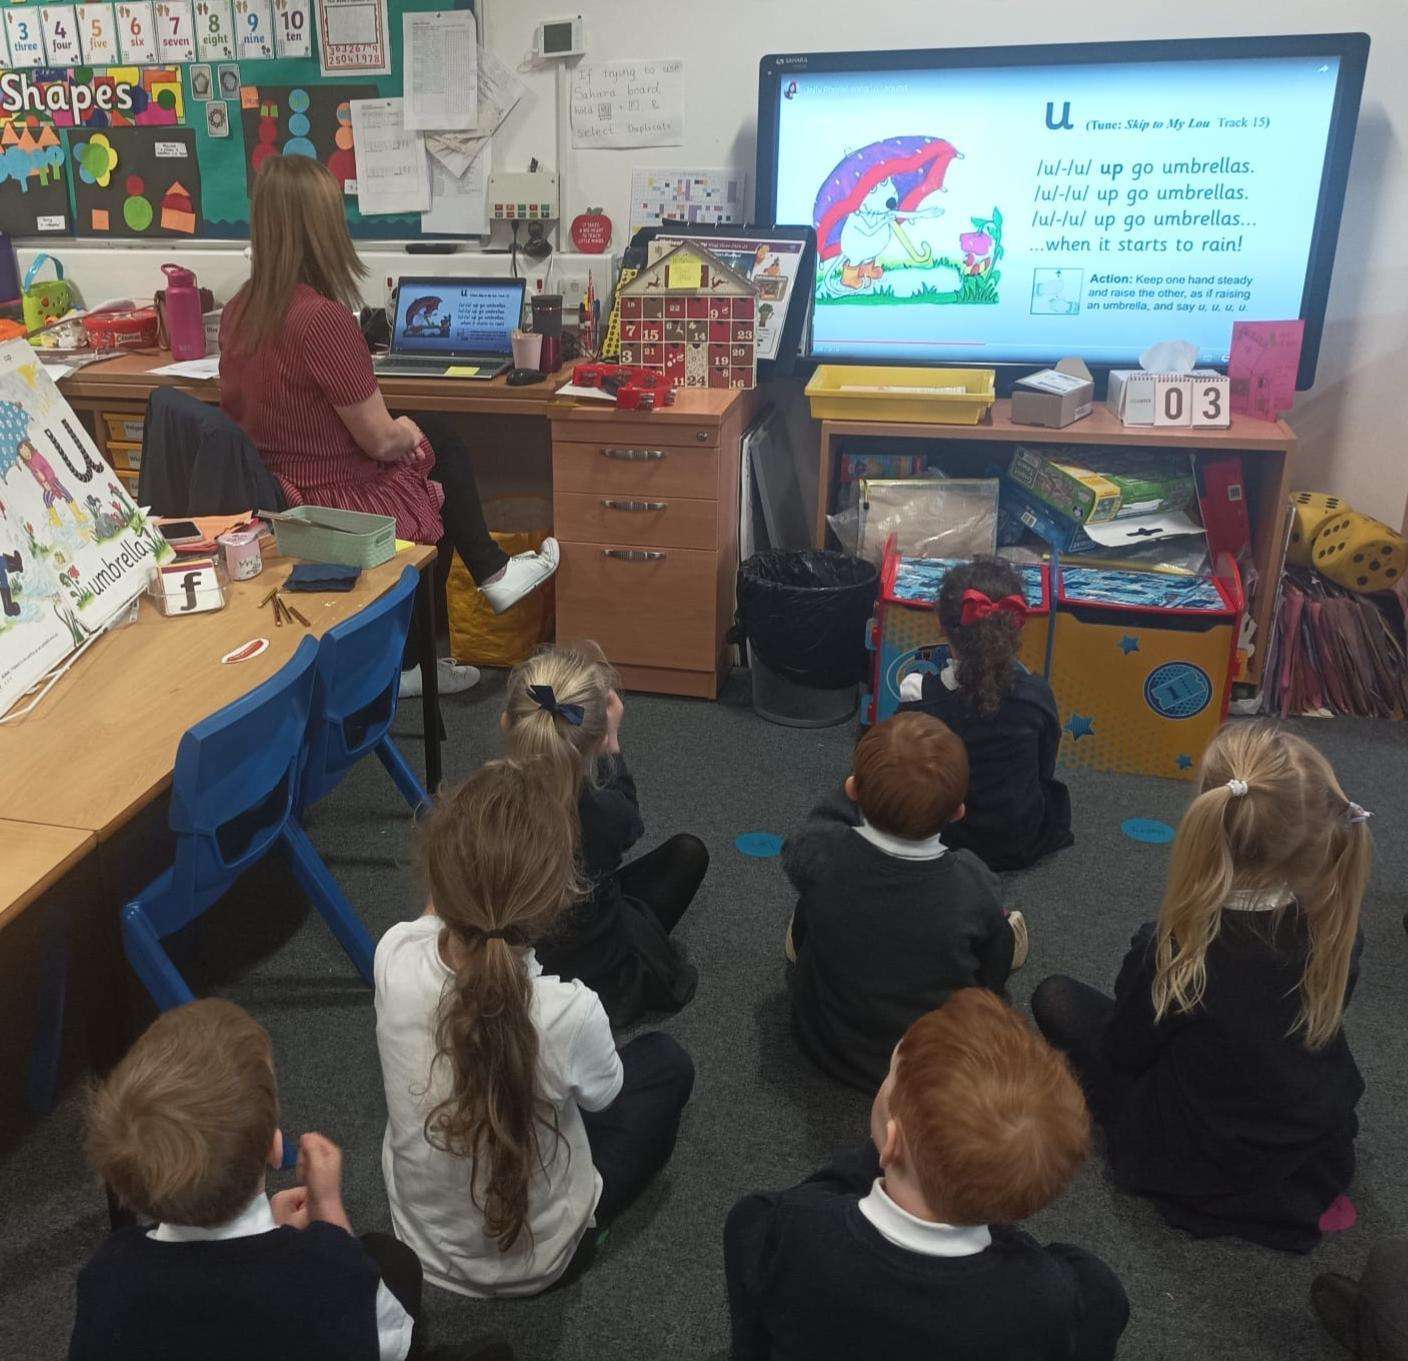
[350,97,430,215]
[570,59,683,149]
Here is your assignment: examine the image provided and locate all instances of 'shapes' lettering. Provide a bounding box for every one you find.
[0,72,136,118]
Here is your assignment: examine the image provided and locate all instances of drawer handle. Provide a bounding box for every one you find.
[601,498,667,513]
[602,447,665,462]
[602,548,666,562]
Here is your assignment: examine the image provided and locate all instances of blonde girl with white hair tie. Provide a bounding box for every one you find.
[1032,722,1372,1252]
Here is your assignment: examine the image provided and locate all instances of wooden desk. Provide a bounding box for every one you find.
[817,400,1294,687]
[0,545,437,840]
[0,821,97,932]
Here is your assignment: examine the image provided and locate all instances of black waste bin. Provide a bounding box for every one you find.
[735,550,879,727]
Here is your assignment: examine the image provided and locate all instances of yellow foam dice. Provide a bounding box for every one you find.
[1287,491,1346,566]
[1310,510,1408,593]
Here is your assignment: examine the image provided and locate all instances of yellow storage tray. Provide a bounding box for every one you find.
[107,439,142,471]
[806,365,996,425]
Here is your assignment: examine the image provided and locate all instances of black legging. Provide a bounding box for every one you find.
[1030,974,1126,1126]
[618,834,710,937]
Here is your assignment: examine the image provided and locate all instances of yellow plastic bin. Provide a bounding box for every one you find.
[805,365,996,425]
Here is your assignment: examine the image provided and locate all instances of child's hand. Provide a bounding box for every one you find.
[270,1186,311,1230]
[296,1133,353,1233]
[603,689,624,755]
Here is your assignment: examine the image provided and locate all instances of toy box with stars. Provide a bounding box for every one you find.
[861,539,1052,726]
[616,242,758,390]
[1048,554,1243,780]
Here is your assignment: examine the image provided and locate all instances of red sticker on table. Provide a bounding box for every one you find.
[221,637,270,664]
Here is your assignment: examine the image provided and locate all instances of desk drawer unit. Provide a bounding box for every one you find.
[552,439,720,501]
[553,491,717,551]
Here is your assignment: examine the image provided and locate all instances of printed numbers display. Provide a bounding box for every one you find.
[233,0,274,59]
[154,0,196,61]
[1153,377,1192,428]
[271,0,309,58]
[115,0,160,63]
[1192,376,1232,429]
[194,0,235,61]
[41,5,83,64]
[78,3,121,63]
[4,8,47,67]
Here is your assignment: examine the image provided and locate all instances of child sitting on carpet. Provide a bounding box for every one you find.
[375,758,695,1298]
[724,989,1130,1361]
[1032,722,1371,1252]
[782,710,1024,1091]
[71,999,424,1361]
[899,556,1072,871]
[501,641,708,1027]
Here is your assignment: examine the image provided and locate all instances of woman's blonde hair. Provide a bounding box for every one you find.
[503,641,619,805]
[1153,722,1371,1049]
[419,758,586,1253]
[226,156,366,352]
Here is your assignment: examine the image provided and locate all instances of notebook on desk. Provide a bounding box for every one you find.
[372,277,524,380]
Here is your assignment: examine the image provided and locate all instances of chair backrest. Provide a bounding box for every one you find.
[300,566,419,809]
[161,635,319,932]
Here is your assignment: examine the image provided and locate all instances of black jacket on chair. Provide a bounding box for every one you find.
[137,386,286,516]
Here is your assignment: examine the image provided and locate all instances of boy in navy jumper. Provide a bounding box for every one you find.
[724,989,1130,1361]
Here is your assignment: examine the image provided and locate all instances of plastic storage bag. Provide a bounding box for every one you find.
[735,550,879,690]
[829,477,1000,565]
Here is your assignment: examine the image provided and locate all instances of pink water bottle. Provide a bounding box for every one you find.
[161,263,206,361]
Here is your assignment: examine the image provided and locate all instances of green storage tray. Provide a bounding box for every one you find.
[270,505,397,568]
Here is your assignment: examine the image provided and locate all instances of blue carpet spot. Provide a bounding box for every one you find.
[1123,818,1175,845]
[736,832,784,858]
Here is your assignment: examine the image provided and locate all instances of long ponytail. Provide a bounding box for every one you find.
[936,557,1025,717]
[419,759,586,1251]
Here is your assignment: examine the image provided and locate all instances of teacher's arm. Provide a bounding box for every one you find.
[334,394,425,465]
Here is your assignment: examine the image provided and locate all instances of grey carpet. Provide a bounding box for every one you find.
[2,671,1405,1361]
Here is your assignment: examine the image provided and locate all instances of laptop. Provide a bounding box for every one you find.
[373,276,525,379]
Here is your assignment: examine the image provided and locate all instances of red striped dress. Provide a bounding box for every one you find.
[219,284,445,543]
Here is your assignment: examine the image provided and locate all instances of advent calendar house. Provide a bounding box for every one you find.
[617,242,758,390]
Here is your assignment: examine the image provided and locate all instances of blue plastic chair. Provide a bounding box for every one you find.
[118,635,356,1012]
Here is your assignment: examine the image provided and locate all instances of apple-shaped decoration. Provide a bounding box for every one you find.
[570,207,612,254]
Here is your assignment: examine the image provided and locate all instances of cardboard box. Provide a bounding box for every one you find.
[1107,367,1224,424]
[1007,445,1195,525]
[1011,358,1094,429]
[999,478,1203,559]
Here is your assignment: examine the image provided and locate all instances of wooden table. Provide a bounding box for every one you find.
[0,821,97,932]
[0,543,438,843]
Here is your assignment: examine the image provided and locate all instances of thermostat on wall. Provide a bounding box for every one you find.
[488,171,561,222]
[533,16,584,59]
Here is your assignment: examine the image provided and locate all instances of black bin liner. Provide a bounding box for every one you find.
[735,551,879,690]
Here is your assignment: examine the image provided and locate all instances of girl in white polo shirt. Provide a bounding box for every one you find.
[374,757,695,1298]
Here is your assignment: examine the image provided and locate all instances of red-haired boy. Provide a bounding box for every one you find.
[724,989,1129,1360]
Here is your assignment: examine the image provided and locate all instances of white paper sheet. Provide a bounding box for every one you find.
[628,167,746,236]
[423,46,526,177]
[316,0,389,75]
[350,97,431,215]
[403,9,476,131]
[570,59,683,149]
[421,140,489,236]
[150,355,221,378]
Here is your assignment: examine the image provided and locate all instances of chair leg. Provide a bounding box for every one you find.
[120,903,198,1012]
[375,735,431,816]
[27,902,70,1114]
[279,822,375,986]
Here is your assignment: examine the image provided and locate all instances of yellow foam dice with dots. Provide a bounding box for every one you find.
[1309,510,1407,593]
[1287,491,1346,566]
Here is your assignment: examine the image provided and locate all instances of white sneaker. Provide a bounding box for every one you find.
[1008,909,1030,972]
[399,658,482,699]
[480,537,560,615]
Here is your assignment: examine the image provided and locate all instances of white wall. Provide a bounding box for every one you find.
[485,0,1408,528]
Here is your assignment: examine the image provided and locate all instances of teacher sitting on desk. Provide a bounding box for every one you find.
[219,155,557,696]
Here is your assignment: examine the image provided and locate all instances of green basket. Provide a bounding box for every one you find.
[269,505,397,568]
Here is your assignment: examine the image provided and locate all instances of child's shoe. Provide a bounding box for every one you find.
[1007,910,1029,971]
[400,658,482,699]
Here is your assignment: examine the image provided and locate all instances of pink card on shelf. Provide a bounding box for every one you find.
[1228,320,1305,422]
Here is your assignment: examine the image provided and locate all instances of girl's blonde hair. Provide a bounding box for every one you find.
[503,641,619,804]
[226,156,366,352]
[1153,722,1371,1049]
[419,758,586,1253]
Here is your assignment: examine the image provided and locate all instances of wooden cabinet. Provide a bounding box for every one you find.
[550,389,760,699]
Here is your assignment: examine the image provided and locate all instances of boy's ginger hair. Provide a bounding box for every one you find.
[892,990,1089,1225]
[85,999,278,1227]
[853,711,969,840]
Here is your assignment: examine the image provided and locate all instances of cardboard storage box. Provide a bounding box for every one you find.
[1007,445,1195,525]
[1107,367,1224,424]
[1011,358,1094,429]
[862,538,1052,725]
[1048,553,1243,780]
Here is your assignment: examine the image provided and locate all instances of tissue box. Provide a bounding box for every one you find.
[1011,358,1094,429]
[1007,446,1195,525]
[1107,367,1223,424]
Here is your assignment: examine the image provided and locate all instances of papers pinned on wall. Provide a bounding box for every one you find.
[424,44,527,178]
[349,97,430,215]
[402,8,477,131]
[570,58,683,149]
[422,140,489,236]
[627,167,746,236]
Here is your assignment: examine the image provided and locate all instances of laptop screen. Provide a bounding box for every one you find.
[391,278,524,358]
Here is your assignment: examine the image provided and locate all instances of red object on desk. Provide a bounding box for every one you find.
[85,306,160,352]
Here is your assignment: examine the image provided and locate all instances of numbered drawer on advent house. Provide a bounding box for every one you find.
[553,491,717,551]
[551,439,721,503]
[555,542,718,672]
